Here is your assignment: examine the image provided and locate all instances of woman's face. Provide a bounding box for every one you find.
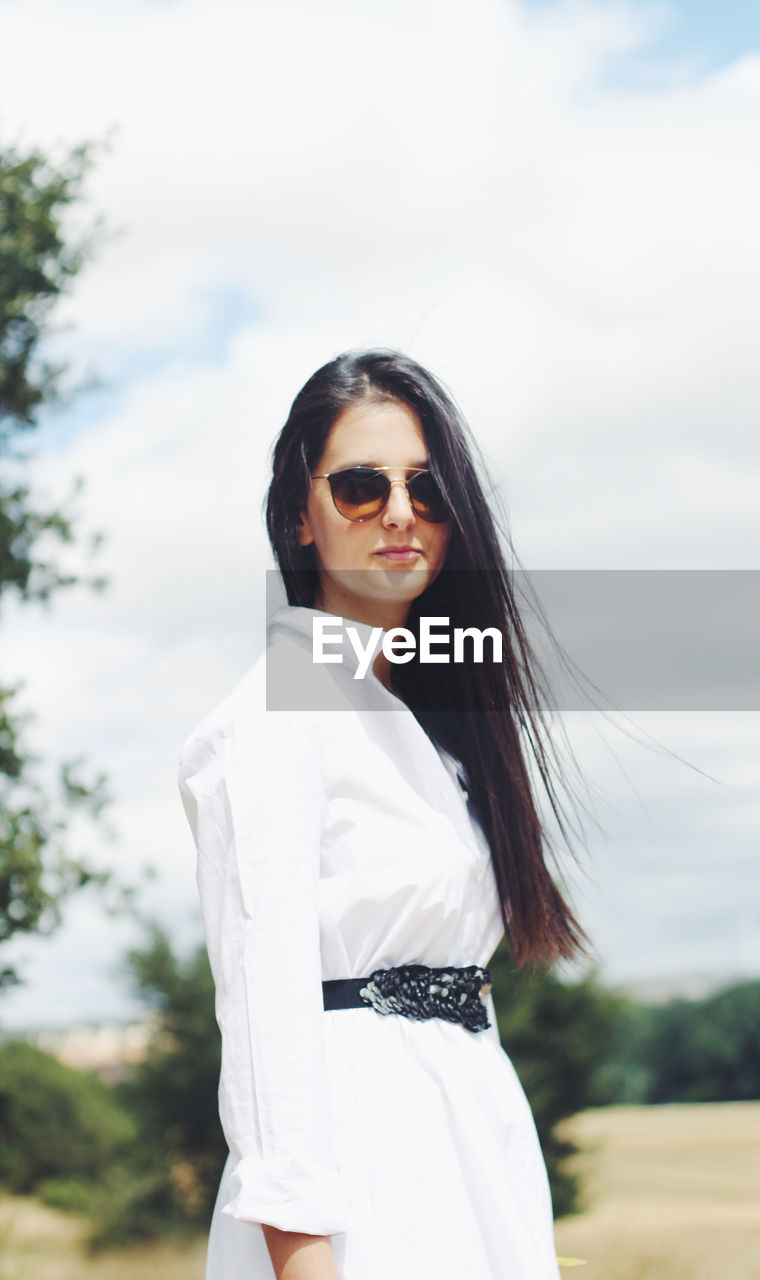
[297,398,453,628]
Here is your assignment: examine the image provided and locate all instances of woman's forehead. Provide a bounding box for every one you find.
[321,399,428,468]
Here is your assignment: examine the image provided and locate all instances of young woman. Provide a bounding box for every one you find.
[179,349,587,1280]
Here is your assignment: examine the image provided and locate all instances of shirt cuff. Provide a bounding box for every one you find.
[221,1153,350,1236]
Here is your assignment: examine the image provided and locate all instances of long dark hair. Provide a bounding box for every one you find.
[264,349,589,968]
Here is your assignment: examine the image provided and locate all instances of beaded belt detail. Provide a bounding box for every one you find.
[322,963,493,1033]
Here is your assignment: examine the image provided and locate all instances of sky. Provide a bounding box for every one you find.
[0,0,758,1028]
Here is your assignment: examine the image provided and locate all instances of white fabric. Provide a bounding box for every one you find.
[178,604,562,1280]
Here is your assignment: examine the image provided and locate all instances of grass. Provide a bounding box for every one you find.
[1,1102,759,1278]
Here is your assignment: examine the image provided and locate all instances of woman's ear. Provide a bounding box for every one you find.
[296,508,314,547]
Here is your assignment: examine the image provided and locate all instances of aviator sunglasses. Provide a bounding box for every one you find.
[310,465,452,524]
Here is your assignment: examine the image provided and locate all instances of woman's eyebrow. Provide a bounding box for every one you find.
[335,459,431,470]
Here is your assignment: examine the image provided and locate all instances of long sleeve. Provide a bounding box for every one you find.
[178,698,349,1236]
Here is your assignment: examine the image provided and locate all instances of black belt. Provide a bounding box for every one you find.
[322,963,493,1034]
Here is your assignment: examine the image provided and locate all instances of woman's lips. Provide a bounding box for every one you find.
[375,548,421,563]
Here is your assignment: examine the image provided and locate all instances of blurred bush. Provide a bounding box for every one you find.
[0,1039,135,1191]
[36,1176,96,1214]
[603,980,760,1105]
[41,925,227,1251]
[115,925,226,1229]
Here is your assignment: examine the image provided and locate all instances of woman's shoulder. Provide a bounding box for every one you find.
[178,643,333,778]
[179,653,264,754]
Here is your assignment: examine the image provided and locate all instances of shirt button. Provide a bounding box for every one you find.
[474,869,483,883]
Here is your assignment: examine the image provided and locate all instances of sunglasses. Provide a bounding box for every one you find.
[311,465,452,524]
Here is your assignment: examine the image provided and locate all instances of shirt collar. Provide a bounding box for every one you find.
[267,605,469,787]
[268,604,390,681]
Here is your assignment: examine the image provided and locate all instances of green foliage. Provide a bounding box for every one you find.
[0,930,222,1251]
[693,981,760,1100]
[37,1175,98,1214]
[0,1020,211,1252]
[490,945,626,1217]
[605,980,760,1105]
[0,137,107,605]
[0,684,112,964]
[83,1165,194,1254]
[38,1157,198,1253]
[45,926,226,1250]
[112,925,225,1237]
[0,1040,134,1192]
[0,139,103,441]
[0,136,111,989]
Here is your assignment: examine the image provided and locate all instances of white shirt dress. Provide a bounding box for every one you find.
[178,603,562,1280]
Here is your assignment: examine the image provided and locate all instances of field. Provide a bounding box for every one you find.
[1,1102,758,1279]
[553,1101,760,1280]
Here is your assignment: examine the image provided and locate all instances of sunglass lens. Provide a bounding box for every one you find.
[330,468,388,520]
[408,472,452,522]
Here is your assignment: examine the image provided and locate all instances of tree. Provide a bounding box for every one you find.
[0,137,109,990]
[0,1039,135,1193]
[120,925,226,1225]
[604,980,760,1105]
[691,981,760,1101]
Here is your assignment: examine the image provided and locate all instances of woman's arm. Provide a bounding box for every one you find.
[262,1226,340,1280]
[178,698,349,1238]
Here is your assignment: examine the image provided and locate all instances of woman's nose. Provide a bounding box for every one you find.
[382,480,416,527]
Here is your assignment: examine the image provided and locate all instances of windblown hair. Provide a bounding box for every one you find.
[264,349,589,969]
